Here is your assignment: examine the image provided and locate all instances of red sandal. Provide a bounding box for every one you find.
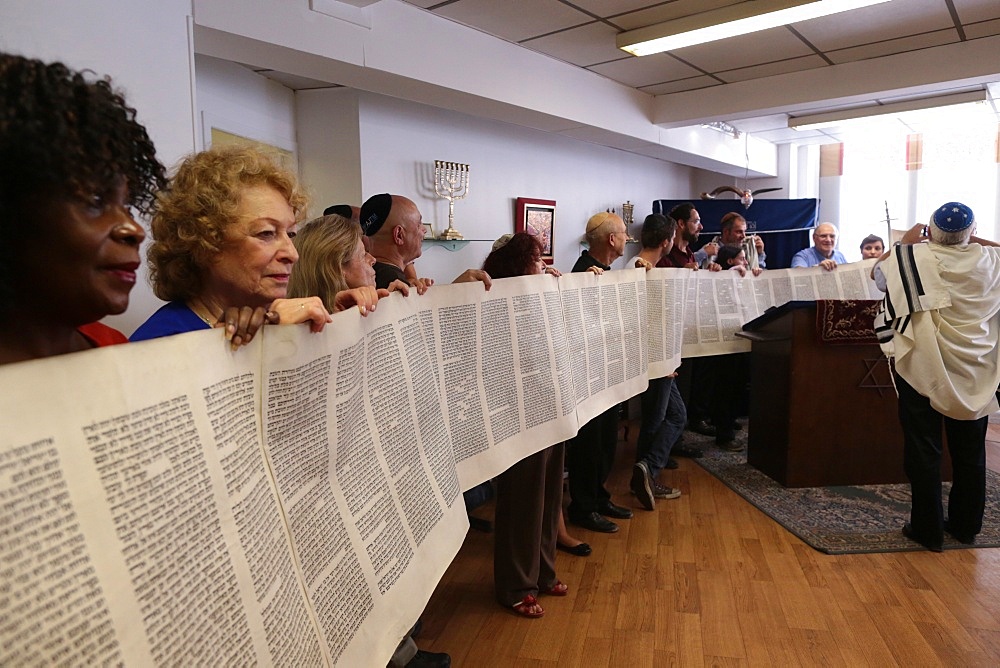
[510,595,545,618]
[541,580,568,596]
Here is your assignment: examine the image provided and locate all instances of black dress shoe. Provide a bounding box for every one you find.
[570,511,619,533]
[598,501,633,519]
[406,649,451,668]
[944,520,976,545]
[902,523,943,552]
[687,419,716,437]
[672,444,704,459]
[557,541,592,557]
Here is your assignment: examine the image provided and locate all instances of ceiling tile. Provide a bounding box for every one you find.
[565,0,666,18]
[952,0,1000,23]
[433,0,591,43]
[753,127,823,143]
[669,26,814,72]
[523,20,625,66]
[965,17,1000,39]
[793,0,953,51]
[609,0,744,31]
[641,76,720,95]
[589,52,704,87]
[825,29,957,64]
[717,54,829,84]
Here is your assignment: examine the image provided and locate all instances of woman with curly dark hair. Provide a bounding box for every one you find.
[483,232,574,618]
[0,53,165,364]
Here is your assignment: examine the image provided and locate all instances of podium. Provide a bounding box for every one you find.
[737,301,944,487]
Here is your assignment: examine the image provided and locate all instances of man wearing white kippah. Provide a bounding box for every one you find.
[873,201,1000,552]
[565,211,634,534]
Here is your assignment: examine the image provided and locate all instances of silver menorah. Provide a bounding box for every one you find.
[433,160,470,240]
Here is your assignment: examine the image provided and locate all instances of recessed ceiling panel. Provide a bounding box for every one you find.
[952,0,1000,23]
[792,0,953,51]
[641,75,721,95]
[965,17,1000,39]
[753,127,827,143]
[826,28,957,64]
[718,54,829,83]
[608,0,745,31]
[433,0,591,43]
[523,20,626,66]
[669,26,815,72]
[567,0,668,18]
[590,52,704,87]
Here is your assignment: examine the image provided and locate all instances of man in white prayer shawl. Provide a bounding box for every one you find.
[873,202,1000,551]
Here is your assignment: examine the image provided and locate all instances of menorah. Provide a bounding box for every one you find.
[621,201,634,227]
[433,160,470,240]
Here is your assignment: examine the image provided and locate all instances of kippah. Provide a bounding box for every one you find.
[586,212,615,233]
[931,202,974,233]
[492,233,514,252]
[323,204,354,218]
[359,193,392,236]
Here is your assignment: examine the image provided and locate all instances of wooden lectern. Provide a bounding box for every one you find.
[737,301,947,487]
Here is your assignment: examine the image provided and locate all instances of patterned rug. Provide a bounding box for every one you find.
[688,428,1000,554]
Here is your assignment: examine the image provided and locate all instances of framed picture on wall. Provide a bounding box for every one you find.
[515,197,556,265]
[202,111,298,175]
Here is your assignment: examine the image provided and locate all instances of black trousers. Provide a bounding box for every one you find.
[566,406,618,517]
[896,373,987,544]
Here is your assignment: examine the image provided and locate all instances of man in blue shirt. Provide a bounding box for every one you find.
[791,222,847,270]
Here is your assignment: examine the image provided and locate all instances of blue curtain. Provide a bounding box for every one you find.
[652,199,819,269]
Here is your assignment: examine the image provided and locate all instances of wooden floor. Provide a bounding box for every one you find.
[417,421,1000,666]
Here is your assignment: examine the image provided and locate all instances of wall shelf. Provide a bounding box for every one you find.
[422,238,483,252]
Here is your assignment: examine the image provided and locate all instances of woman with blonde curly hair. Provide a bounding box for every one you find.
[131,146,379,344]
[288,214,411,310]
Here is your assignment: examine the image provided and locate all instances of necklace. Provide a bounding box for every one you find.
[189,299,220,327]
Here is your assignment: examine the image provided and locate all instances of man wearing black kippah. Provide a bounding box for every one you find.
[361,193,492,290]
[362,194,425,289]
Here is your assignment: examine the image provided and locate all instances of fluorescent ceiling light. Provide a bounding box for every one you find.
[787,91,989,130]
[617,0,893,56]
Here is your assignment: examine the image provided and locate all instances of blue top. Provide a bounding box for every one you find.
[130,301,210,341]
[790,246,847,268]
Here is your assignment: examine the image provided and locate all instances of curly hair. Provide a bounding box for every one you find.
[0,53,165,310]
[482,232,543,279]
[147,145,308,301]
[287,214,362,312]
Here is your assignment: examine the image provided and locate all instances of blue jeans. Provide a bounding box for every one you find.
[636,376,686,478]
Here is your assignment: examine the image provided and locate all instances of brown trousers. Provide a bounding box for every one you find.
[493,442,565,606]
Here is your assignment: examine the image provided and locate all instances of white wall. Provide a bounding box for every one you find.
[195,55,298,159]
[350,91,695,280]
[297,88,363,216]
[0,0,197,335]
